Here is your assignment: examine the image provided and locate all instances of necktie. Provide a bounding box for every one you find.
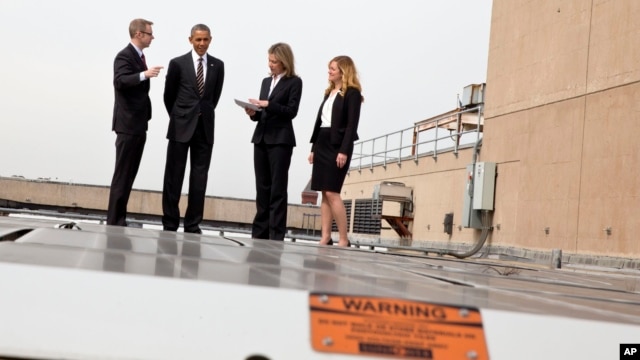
[196,58,204,97]
[141,53,147,69]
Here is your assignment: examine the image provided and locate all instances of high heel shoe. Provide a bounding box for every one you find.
[320,238,333,246]
[337,239,350,247]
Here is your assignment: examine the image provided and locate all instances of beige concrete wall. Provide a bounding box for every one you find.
[341,0,640,258]
[341,147,483,245]
[485,0,593,116]
[482,0,640,258]
[0,177,320,231]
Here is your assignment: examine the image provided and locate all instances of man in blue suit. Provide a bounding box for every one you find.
[107,18,163,226]
[162,24,225,233]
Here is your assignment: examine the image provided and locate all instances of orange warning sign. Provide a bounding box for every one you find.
[310,294,489,359]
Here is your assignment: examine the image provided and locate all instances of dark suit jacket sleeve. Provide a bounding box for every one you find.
[339,88,362,154]
[112,44,151,134]
[264,76,302,123]
[309,94,329,152]
[249,78,270,122]
[210,57,224,109]
[249,76,302,123]
[163,58,179,114]
[249,76,302,146]
[113,47,145,90]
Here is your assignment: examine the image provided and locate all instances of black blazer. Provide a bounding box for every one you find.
[310,87,361,154]
[164,52,225,144]
[112,43,151,135]
[250,75,302,146]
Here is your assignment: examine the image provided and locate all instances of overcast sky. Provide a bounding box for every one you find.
[0,0,492,204]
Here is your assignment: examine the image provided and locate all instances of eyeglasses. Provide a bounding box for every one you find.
[139,31,153,37]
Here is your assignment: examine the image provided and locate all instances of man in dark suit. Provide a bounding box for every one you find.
[162,24,225,234]
[245,43,302,240]
[107,18,163,226]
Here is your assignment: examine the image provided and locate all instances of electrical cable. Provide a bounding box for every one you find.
[442,129,492,259]
[443,210,492,259]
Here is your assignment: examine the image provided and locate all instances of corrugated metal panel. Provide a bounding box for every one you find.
[331,200,353,233]
[353,199,381,234]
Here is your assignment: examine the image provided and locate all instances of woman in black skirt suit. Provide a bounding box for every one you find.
[308,55,363,247]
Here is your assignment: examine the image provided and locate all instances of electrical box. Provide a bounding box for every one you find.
[461,162,496,229]
[462,164,481,228]
[460,83,486,107]
[472,162,496,210]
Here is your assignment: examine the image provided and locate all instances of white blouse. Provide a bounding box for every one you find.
[320,91,339,128]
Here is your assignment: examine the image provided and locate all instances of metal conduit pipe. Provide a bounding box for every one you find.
[443,128,493,259]
[444,210,492,259]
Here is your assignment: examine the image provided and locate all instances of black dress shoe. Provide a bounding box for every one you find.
[185,228,202,234]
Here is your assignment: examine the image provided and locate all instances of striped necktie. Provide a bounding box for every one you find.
[196,57,204,97]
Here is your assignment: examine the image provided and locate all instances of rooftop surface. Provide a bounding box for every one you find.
[0,215,638,359]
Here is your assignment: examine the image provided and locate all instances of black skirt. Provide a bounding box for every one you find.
[311,128,352,193]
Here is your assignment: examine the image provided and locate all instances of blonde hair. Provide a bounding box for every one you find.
[268,42,297,77]
[324,55,363,101]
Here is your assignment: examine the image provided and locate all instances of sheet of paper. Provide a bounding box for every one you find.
[234,98,262,111]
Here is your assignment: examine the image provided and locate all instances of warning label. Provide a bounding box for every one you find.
[309,294,488,359]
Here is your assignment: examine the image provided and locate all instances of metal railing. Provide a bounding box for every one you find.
[350,104,484,171]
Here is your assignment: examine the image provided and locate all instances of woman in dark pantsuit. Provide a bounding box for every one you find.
[308,55,363,247]
[244,43,302,240]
